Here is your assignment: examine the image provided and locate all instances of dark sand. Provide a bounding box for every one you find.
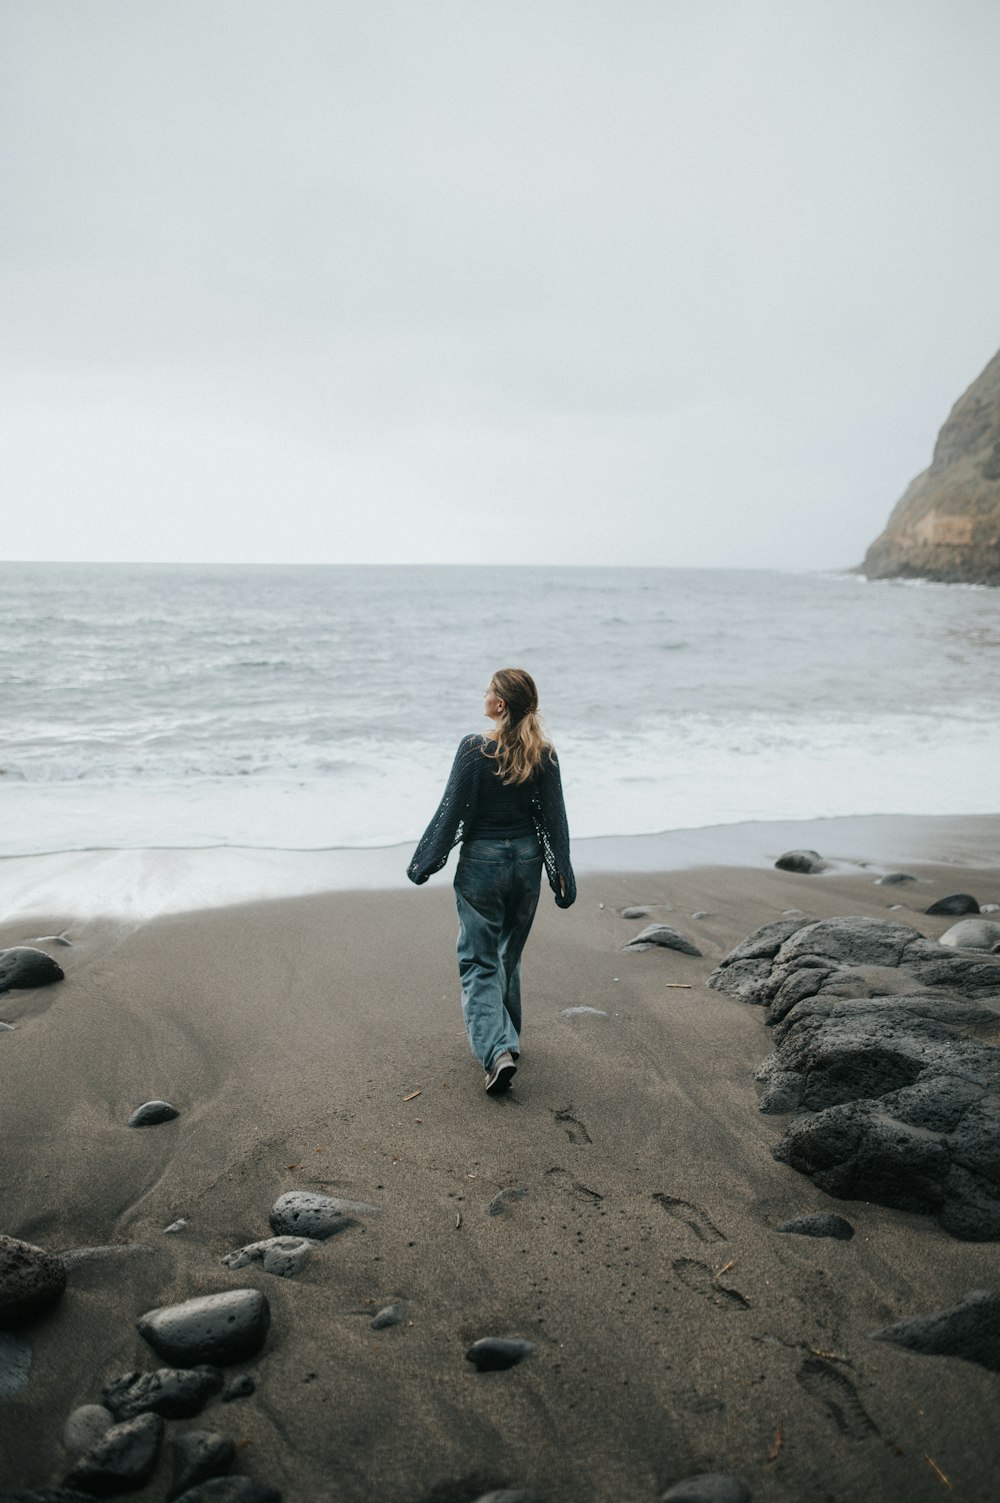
[2,824,1000,1501]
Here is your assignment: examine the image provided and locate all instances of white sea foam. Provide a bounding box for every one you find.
[3,561,999,916]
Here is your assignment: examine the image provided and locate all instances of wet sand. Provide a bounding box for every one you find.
[2,820,1000,1501]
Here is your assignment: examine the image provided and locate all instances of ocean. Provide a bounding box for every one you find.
[2,561,999,866]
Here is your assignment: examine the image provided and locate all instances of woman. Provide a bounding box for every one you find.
[407,668,575,1095]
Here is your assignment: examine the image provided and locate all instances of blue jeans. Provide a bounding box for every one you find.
[454,835,542,1071]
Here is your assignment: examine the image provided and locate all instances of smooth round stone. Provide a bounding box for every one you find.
[269,1190,376,1240]
[128,1099,180,1127]
[982,903,1000,913]
[876,872,916,886]
[775,849,826,874]
[166,1479,281,1502]
[778,1213,855,1240]
[168,1428,236,1500]
[938,918,1000,952]
[0,1234,67,1326]
[621,907,651,919]
[102,1365,224,1420]
[926,893,980,915]
[623,924,701,956]
[0,946,65,993]
[371,1304,404,1329]
[660,1474,751,1503]
[64,1411,164,1493]
[62,1404,114,1457]
[137,1289,270,1366]
[465,1337,536,1372]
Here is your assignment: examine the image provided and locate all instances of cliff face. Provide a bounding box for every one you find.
[861,348,1000,585]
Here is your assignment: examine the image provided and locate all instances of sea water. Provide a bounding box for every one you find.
[3,562,998,870]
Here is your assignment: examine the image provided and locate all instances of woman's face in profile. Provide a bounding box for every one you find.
[483,682,504,721]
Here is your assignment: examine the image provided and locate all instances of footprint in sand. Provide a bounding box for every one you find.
[654,1193,726,1243]
[553,1107,592,1145]
[796,1356,878,1439]
[672,1257,750,1310]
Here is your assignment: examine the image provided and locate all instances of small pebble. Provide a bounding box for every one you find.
[621,907,650,919]
[62,1404,114,1457]
[560,1006,608,1018]
[128,1099,179,1127]
[465,1337,536,1372]
[486,1187,529,1216]
[371,1304,404,1330]
[221,1373,256,1402]
[624,924,701,956]
[221,1236,316,1278]
[164,1219,188,1234]
[778,1213,855,1241]
[269,1189,377,1240]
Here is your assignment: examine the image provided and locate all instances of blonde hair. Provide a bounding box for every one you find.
[486,668,552,785]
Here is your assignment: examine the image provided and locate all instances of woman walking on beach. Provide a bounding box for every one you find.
[407,669,575,1095]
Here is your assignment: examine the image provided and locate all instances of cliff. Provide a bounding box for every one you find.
[861,348,1000,585]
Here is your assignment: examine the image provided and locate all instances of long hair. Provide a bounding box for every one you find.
[485,668,552,785]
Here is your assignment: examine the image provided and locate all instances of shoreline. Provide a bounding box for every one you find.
[2,828,999,1499]
[2,810,998,924]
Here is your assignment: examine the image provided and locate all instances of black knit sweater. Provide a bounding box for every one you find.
[407,734,576,908]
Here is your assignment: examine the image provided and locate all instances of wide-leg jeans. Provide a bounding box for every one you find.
[454,835,542,1072]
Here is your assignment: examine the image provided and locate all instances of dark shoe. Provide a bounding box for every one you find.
[485,1052,517,1095]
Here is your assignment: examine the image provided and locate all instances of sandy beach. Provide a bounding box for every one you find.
[2,817,1000,1502]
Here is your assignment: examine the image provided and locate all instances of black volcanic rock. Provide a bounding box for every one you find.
[465,1337,536,1372]
[0,947,64,993]
[64,1411,164,1494]
[871,1289,1000,1371]
[861,347,1000,585]
[127,1100,180,1128]
[0,1234,67,1325]
[775,849,826,874]
[167,1430,236,1501]
[709,915,1000,1240]
[102,1366,224,1420]
[137,1290,269,1366]
[926,893,980,915]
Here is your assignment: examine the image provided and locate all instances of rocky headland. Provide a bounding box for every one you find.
[861,347,1000,585]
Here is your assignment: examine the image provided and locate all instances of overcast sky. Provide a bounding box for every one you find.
[3,1,999,570]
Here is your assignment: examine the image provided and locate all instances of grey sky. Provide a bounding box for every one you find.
[3,1,999,568]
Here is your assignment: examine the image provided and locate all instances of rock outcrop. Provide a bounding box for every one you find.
[708,915,1000,1239]
[861,348,1000,585]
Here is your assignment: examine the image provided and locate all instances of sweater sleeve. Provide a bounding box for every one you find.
[406,735,483,884]
[532,749,576,908]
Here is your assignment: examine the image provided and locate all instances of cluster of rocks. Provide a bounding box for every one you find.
[708,913,1000,1240]
[1,1230,278,1500]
